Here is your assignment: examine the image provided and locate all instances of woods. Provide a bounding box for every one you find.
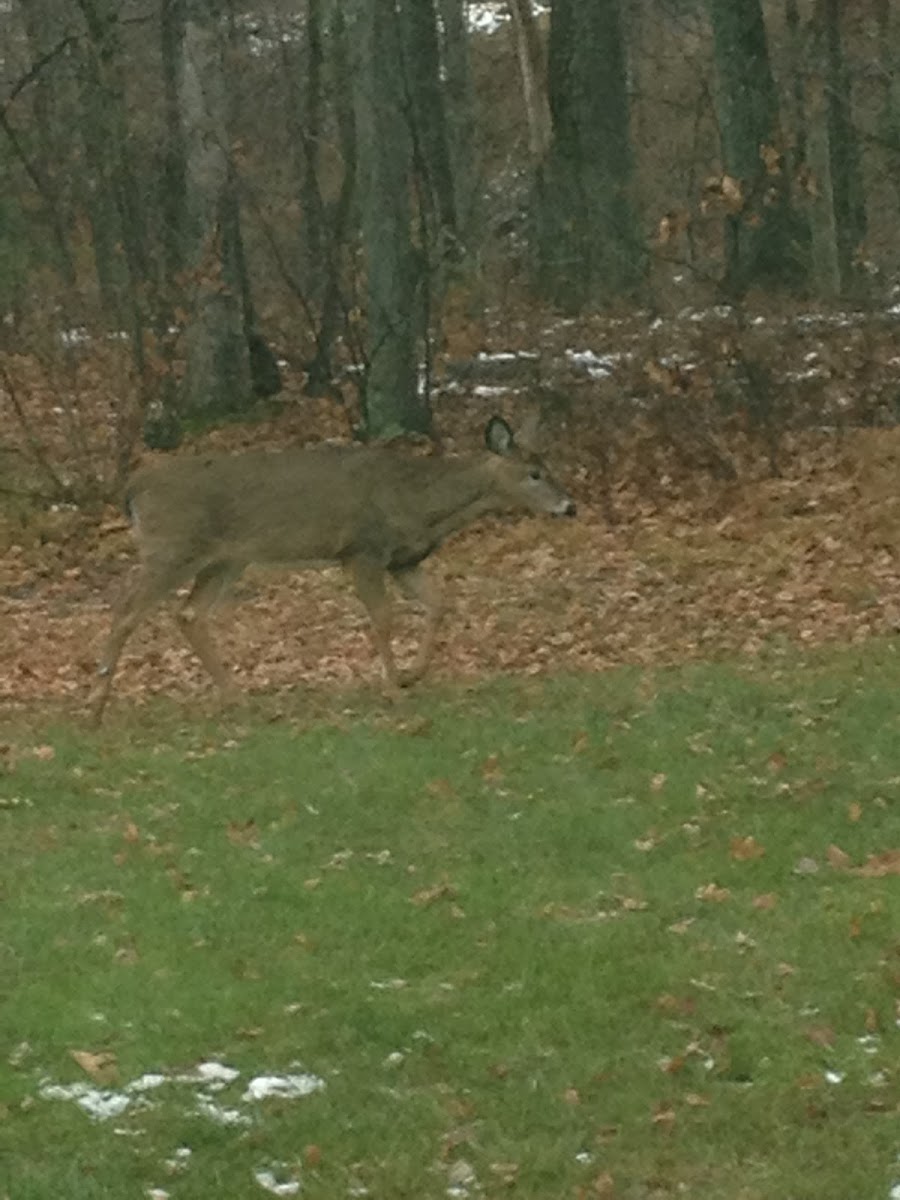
[0,0,893,497]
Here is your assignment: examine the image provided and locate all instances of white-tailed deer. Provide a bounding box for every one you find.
[90,414,576,722]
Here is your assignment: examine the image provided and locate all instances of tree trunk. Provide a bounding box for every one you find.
[806,74,841,300]
[179,0,251,417]
[509,0,551,163]
[398,0,458,250]
[708,0,805,297]
[305,1,359,396]
[536,0,642,310]
[351,0,429,439]
[821,0,866,294]
[436,0,477,236]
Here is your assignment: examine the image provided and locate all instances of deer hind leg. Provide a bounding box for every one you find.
[391,564,443,686]
[90,558,189,725]
[174,561,241,697]
[348,559,400,690]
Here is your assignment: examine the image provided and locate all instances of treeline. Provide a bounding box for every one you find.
[0,0,897,472]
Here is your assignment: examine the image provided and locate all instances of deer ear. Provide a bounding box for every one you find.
[515,408,543,454]
[485,416,515,456]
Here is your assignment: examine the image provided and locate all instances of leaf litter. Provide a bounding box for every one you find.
[8,357,900,710]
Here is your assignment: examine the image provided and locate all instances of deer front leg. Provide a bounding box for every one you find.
[348,559,401,692]
[391,564,443,687]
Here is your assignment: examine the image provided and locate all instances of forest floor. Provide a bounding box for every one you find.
[3,303,900,715]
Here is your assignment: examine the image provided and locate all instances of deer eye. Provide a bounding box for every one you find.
[528,467,542,480]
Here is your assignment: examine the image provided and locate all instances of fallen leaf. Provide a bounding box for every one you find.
[847,802,862,823]
[70,1048,118,1085]
[650,773,667,793]
[226,819,259,847]
[304,1145,322,1167]
[730,835,765,861]
[853,849,900,877]
[411,880,457,907]
[767,750,788,773]
[651,1103,676,1130]
[31,744,55,761]
[480,754,503,782]
[590,1172,616,1197]
[654,993,695,1016]
[804,1025,835,1048]
[695,882,730,902]
[563,1087,581,1105]
[752,892,778,910]
[826,844,851,870]
[658,1055,685,1074]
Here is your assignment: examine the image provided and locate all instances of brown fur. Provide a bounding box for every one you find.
[90,416,575,722]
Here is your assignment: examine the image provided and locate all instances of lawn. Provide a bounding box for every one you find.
[2,643,899,1199]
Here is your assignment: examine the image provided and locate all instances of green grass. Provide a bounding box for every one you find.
[2,643,899,1199]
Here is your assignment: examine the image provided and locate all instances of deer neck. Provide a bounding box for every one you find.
[416,460,507,542]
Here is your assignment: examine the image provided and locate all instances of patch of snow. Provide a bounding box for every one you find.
[565,348,627,380]
[39,1080,131,1121]
[127,1073,168,1094]
[472,385,511,398]
[242,1072,325,1102]
[254,1167,301,1196]
[784,367,829,382]
[194,1093,252,1127]
[175,1061,240,1090]
[446,1158,478,1196]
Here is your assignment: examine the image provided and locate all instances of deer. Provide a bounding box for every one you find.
[89,414,576,723]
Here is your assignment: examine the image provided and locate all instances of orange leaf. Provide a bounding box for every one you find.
[853,849,900,877]
[70,1049,118,1085]
[827,844,852,870]
[730,835,765,861]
